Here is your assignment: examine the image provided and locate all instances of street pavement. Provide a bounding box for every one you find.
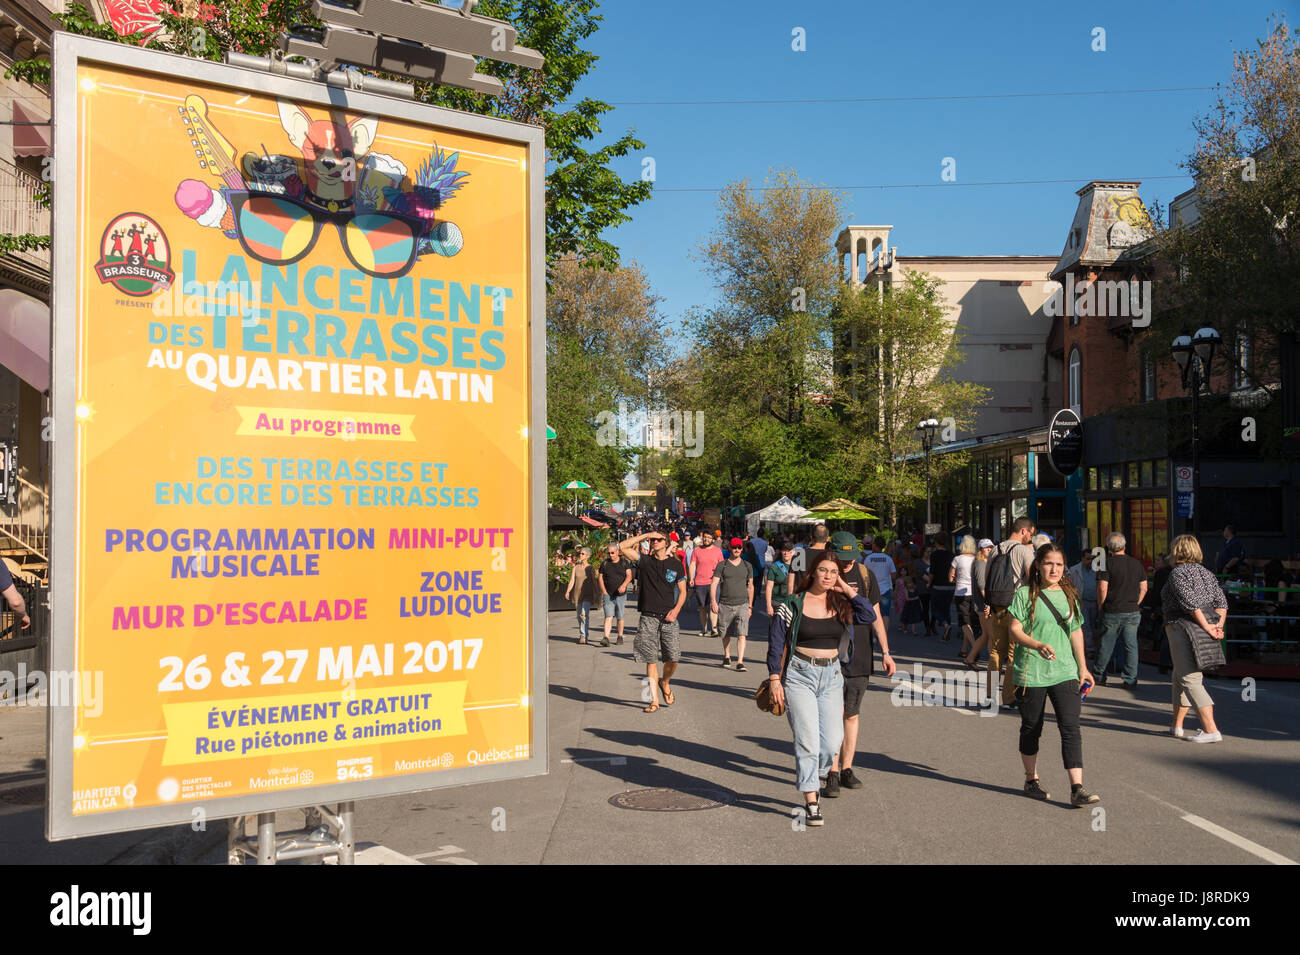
[4,597,1299,865]
[254,599,1300,865]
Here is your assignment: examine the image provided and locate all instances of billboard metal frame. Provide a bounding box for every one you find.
[47,33,548,840]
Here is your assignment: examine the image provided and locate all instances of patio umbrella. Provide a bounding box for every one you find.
[820,506,879,521]
[809,497,869,513]
[547,507,585,530]
[563,480,591,512]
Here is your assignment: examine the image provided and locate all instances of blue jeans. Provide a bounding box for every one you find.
[1096,611,1141,684]
[576,601,592,641]
[784,656,844,793]
[879,591,893,621]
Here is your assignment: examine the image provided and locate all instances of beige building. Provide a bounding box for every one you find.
[836,224,1060,439]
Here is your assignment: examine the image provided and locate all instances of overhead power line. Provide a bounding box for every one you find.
[608,86,1220,106]
[652,175,1191,194]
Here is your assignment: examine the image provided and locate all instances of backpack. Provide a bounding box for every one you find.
[984,545,1022,609]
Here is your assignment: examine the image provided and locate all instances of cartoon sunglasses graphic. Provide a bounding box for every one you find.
[228,191,425,279]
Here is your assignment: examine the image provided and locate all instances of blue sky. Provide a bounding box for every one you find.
[566,0,1290,334]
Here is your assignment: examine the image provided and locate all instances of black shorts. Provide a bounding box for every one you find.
[956,596,978,629]
[843,674,869,717]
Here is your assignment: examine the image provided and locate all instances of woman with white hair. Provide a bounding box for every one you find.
[950,535,979,659]
[565,547,600,645]
[1162,534,1227,742]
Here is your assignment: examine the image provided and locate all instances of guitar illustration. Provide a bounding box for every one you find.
[179,95,246,192]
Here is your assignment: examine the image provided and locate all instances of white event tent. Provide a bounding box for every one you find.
[745,496,814,536]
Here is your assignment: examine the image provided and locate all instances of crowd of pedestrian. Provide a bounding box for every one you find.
[553,510,1241,825]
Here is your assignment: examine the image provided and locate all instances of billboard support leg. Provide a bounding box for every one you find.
[338,801,355,865]
[225,805,356,864]
[227,816,245,865]
[256,812,277,865]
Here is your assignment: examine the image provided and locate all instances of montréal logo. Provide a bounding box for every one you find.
[94,212,175,297]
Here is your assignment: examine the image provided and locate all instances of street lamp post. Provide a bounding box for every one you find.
[1171,327,1221,535]
[916,418,940,529]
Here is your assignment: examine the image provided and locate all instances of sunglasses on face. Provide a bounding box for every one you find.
[228,190,425,278]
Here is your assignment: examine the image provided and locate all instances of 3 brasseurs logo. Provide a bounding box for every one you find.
[93,212,175,296]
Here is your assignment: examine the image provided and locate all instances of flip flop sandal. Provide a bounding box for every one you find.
[659,682,675,705]
[643,702,659,713]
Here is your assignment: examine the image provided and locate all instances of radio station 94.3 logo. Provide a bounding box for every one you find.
[94,212,175,296]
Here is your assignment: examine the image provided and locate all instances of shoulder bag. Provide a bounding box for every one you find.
[1181,609,1227,671]
[755,594,803,715]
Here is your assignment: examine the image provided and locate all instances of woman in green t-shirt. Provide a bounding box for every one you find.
[1007,542,1100,807]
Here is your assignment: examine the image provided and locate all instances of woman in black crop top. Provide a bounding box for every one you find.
[767,548,875,826]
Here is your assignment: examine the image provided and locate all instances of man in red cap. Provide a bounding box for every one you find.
[710,537,754,669]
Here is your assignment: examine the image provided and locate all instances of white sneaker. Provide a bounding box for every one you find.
[1171,726,1185,739]
[1187,731,1223,743]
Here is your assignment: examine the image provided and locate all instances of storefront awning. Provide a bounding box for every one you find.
[11,101,50,158]
[0,288,50,391]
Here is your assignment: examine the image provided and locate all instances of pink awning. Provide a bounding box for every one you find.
[11,102,50,158]
[0,289,50,391]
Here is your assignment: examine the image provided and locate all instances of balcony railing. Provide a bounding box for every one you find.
[0,157,50,271]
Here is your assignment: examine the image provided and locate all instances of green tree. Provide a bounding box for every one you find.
[1146,16,1299,346]
[668,169,847,509]
[547,255,667,503]
[6,1,651,269]
[833,271,988,525]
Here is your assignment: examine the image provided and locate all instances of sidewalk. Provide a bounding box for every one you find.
[0,695,226,864]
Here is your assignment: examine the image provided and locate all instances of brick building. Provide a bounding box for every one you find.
[1047,180,1292,567]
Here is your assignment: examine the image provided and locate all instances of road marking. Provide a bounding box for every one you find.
[411,845,478,865]
[1127,785,1297,865]
[324,845,423,866]
[1180,814,1297,865]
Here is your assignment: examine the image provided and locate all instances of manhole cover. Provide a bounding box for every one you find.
[608,788,733,811]
[0,784,45,805]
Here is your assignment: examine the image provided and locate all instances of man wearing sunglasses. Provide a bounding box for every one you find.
[621,527,686,713]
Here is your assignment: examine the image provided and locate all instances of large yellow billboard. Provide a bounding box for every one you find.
[49,36,547,838]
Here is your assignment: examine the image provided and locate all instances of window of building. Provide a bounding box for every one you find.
[1154,460,1168,487]
[1141,460,1153,487]
[1012,453,1028,491]
[1141,351,1156,402]
[1110,466,1123,490]
[1128,462,1139,487]
[1127,497,1169,569]
[1068,347,1082,413]
[1233,334,1253,390]
[1036,452,1065,490]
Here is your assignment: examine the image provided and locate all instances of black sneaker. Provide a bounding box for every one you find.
[1024,778,1050,801]
[1070,787,1101,807]
[616,635,624,645]
[822,771,841,798]
[600,636,610,647]
[805,801,824,826]
[839,767,864,789]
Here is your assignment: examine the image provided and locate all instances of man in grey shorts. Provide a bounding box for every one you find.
[710,537,754,670]
[621,526,687,712]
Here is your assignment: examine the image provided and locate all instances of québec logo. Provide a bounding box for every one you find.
[94,212,175,297]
